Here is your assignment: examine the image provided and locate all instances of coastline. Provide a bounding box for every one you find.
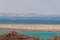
[0,24,60,32]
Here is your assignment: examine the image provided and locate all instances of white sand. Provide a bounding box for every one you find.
[0,24,60,32]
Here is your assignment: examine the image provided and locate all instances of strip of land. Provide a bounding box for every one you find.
[0,24,60,32]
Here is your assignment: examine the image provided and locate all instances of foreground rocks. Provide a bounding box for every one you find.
[48,36,60,40]
[0,31,60,40]
[0,31,43,40]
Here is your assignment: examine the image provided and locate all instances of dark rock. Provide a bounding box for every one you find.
[0,31,43,40]
[26,36,43,40]
[48,36,60,40]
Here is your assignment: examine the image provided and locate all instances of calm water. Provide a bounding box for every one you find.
[0,17,60,39]
[0,17,60,24]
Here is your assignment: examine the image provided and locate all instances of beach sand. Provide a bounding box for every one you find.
[0,24,60,32]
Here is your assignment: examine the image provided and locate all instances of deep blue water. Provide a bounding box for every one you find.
[0,17,60,24]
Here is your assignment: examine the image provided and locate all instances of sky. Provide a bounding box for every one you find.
[0,0,60,16]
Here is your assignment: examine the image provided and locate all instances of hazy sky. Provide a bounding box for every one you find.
[0,0,60,16]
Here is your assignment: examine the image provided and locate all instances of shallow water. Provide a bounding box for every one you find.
[0,30,60,39]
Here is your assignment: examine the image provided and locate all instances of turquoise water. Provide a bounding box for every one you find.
[20,32,60,39]
[0,30,60,39]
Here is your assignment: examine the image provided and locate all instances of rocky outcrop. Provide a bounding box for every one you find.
[0,31,43,40]
[48,36,60,40]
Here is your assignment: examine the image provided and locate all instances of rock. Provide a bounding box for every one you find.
[0,31,43,40]
[48,36,60,40]
[26,36,43,40]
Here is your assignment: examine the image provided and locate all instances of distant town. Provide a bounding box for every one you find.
[0,13,60,17]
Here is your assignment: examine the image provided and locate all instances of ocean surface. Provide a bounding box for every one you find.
[0,17,60,24]
[0,17,60,39]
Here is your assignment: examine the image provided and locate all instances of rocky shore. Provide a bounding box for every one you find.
[0,31,43,40]
[0,31,60,40]
[48,36,60,40]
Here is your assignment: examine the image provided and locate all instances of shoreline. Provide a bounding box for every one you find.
[0,23,60,25]
[0,24,60,32]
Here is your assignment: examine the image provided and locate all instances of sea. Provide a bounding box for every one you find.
[0,17,60,24]
[0,17,60,39]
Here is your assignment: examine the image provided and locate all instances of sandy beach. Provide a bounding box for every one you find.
[0,24,60,32]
